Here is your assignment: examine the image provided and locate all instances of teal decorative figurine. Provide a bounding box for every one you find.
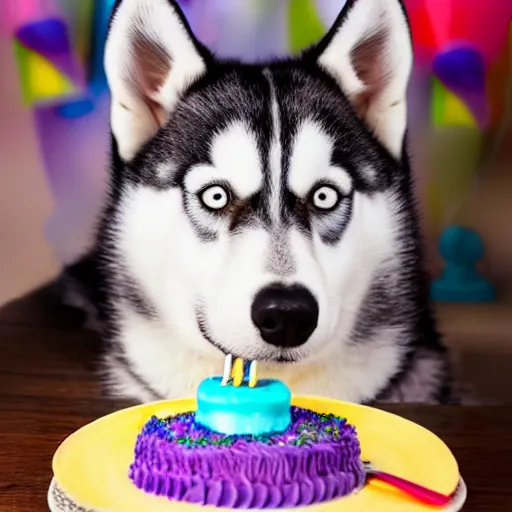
[431,225,496,302]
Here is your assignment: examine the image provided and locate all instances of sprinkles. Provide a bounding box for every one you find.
[141,407,349,448]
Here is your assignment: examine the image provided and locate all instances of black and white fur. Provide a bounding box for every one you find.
[67,0,453,405]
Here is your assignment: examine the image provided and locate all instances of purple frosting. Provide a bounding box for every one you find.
[129,409,364,508]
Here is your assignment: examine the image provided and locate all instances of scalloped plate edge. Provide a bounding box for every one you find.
[48,476,467,512]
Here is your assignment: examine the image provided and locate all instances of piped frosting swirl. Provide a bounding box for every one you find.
[129,407,365,508]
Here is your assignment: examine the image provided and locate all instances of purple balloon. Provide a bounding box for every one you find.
[433,47,486,93]
[433,46,489,127]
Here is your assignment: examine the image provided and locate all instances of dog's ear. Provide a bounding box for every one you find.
[314,0,412,159]
[105,0,208,161]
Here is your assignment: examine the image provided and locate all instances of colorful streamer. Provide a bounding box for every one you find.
[13,15,85,105]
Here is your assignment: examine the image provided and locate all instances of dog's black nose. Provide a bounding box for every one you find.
[251,284,319,348]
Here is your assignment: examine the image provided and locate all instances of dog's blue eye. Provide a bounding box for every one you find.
[312,186,339,211]
[200,185,229,210]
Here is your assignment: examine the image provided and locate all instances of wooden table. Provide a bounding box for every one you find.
[1,289,511,511]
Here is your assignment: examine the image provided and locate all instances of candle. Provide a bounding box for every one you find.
[232,358,244,387]
[220,355,258,387]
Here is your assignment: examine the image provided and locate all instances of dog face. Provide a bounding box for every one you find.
[104,0,412,365]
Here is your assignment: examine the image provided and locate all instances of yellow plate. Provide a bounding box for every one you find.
[51,396,461,511]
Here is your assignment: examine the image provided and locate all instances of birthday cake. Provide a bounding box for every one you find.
[129,358,365,508]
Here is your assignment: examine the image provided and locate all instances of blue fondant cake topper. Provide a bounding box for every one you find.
[195,355,292,436]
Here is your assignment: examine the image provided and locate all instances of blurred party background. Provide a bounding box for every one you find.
[0,0,511,400]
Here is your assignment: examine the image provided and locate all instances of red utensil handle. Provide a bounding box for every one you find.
[370,470,453,507]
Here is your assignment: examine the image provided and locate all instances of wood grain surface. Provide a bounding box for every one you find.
[1,289,511,511]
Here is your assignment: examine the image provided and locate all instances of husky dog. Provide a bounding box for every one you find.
[69,0,453,405]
